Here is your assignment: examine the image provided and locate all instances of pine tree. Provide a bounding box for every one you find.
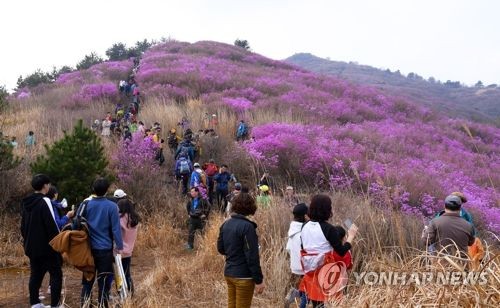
[31,119,110,204]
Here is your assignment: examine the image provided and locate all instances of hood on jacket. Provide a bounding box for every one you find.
[22,193,45,212]
[288,221,304,238]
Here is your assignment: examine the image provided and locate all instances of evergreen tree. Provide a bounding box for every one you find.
[234,39,251,50]
[31,119,110,204]
[76,52,104,70]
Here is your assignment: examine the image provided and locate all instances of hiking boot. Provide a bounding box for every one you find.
[31,304,50,308]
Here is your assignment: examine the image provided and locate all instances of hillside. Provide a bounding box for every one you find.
[286,53,500,124]
[5,40,499,233]
[1,40,499,307]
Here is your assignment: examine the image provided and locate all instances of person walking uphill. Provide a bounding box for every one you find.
[217,193,265,308]
[80,178,123,308]
[117,199,140,295]
[186,187,211,250]
[21,174,63,308]
[299,194,358,308]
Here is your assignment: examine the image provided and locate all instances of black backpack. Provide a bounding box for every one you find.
[70,200,89,231]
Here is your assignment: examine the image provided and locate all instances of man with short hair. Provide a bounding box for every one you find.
[80,178,123,308]
[21,174,62,308]
[423,194,475,257]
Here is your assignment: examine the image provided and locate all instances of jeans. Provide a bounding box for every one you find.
[187,217,205,248]
[81,249,114,308]
[216,188,229,212]
[29,254,63,306]
[121,257,134,295]
[225,276,255,308]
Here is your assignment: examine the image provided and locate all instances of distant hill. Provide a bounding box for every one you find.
[286,53,500,124]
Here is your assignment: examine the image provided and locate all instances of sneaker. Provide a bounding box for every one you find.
[285,288,300,307]
[31,304,50,308]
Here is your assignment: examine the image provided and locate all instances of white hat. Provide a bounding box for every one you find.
[114,189,127,199]
[193,162,201,168]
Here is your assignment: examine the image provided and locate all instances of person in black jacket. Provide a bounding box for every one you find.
[20,174,62,308]
[217,192,265,308]
[186,187,211,250]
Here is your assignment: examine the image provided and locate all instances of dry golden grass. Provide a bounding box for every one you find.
[1,94,498,307]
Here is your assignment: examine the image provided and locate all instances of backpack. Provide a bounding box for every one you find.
[70,200,89,231]
[179,159,190,175]
[168,134,178,147]
[178,144,191,159]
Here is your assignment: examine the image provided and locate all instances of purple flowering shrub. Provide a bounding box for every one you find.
[111,133,160,184]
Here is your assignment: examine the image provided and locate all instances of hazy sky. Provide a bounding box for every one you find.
[1,0,499,91]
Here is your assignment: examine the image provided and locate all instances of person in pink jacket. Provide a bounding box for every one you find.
[117,199,140,295]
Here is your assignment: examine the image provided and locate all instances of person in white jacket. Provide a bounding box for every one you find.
[285,203,308,308]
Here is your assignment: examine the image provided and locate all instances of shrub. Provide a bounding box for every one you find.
[30,119,110,204]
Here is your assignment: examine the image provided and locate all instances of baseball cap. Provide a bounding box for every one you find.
[114,189,127,199]
[286,186,294,190]
[293,203,308,216]
[193,163,201,168]
[445,195,462,207]
[259,185,269,192]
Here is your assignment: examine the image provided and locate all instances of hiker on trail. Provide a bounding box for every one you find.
[236,120,249,141]
[217,193,265,308]
[299,195,357,307]
[285,203,309,308]
[203,159,219,204]
[422,194,475,258]
[25,131,36,153]
[10,136,18,148]
[21,174,63,308]
[210,114,218,129]
[225,183,243,214]
[129,120,138,133]
[184,128,194,142]
[256,185,272,208]
[203,112,210,129]
[101,117,112,137]
[186,187,211,250]
[214,165,235,212]
[80,178,123,308]
[116,199,140,295]
[175,139,195,162]
[46,186,74,230]
[175,156,193,195]
[167,128,181,154]
[178,117,190,133]
[190,163,208,199]
[119,80,126,93]
[284,186,301,208]
[91,119,101,132]
[123,125,132,141]
[138,121,146,135]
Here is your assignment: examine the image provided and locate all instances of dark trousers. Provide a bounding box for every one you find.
[81,249,114,308]
[187,217,205,248]
[29,254,63,306]
[207,176,215,204]
[179,174,189,195]
[121,257,134,295]
[216,188,229,212]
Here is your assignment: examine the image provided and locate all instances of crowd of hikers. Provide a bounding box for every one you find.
[17,58,484,308]
[21,167,484,308]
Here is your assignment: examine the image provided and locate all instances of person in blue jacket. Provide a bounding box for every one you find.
[214,165,235,212]
[236,120,249,141]
[46,186,74,230]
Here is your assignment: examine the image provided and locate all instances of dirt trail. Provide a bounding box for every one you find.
[0,251,159,307]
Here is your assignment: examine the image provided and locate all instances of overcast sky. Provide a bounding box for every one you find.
[1,0,499,91]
